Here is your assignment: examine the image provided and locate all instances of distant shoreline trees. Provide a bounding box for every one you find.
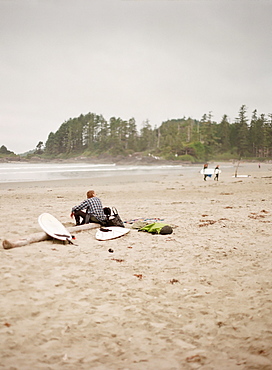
[42,105,272,161]
[2,106,270,161]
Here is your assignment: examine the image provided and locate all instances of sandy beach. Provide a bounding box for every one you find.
[0,162,272,369]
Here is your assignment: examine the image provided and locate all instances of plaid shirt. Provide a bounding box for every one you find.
[72,197,106,222]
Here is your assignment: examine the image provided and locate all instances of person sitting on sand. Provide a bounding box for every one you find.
[71,190,106,226]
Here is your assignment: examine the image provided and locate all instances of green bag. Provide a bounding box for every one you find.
[139,222,173,235]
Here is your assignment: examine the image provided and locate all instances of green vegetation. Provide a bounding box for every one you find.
[2,105,272,162]
[44,106,272,161]
[0,145,18,159]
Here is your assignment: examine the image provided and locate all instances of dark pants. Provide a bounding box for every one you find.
[74,210,101,225]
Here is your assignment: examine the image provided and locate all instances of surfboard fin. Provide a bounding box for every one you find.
[67,238,77,245]
[54,233,77,245]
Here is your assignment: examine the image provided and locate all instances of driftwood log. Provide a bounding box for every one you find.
[2,223,100,250]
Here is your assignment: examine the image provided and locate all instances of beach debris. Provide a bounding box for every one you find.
[134,274,143,280]
[198,217,229,228]
[249,212,265,219]
[111,258,124,263]
[4,322,11,327]
[247,210,271,223]
[169,279,179,284]
[199,219,216,227]
[218,218,229,227]
[248,211,269,220]
[108,248,114,253]
[186,354,206,363]
[165,237,177,242]
[62,353,68,361]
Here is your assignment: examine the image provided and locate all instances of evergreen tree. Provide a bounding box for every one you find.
[264,114,272,157]
[249,110,265,157]
[235,105,249,157]
[127,118,138,151]
[217,115,231,152]
[0,145,13,155]
[95,115,109,152]
[139,120,156,152]
[35,141,44,154]
[200,112,216,160]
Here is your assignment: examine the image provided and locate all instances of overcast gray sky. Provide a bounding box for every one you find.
[1,0,271,154]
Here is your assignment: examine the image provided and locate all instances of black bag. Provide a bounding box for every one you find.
[103,207,124,227]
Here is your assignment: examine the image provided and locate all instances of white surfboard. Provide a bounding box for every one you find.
[38,213,73,242]
[232,175,251,178]
[200,169,221,175]
[96,226,130,241]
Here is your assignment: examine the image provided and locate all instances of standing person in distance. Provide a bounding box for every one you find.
[214,165,220,181]
[203,163,208,181]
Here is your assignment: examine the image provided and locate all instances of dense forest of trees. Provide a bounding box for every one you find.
[42,105,272,161]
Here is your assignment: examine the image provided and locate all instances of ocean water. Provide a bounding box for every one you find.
[0,162,196,183]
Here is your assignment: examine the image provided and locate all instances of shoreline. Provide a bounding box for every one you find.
[0,172,173,190]
[0,161,269,189]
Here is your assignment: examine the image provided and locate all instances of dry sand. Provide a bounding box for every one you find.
[0,163,272,369]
